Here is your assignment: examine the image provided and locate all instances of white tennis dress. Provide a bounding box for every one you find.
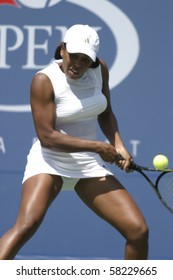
[22,60,113,189]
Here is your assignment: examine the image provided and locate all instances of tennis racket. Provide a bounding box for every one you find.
[128,161,173,213]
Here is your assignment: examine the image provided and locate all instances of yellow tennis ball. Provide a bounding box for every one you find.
[153,154,169,170]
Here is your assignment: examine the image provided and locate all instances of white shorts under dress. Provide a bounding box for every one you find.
[22,60,113,190]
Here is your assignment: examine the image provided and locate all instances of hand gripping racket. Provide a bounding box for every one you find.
[129,161,173,213]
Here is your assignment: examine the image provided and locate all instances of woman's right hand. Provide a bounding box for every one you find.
[97,142,120,164]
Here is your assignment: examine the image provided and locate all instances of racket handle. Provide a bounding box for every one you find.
[118,154,137,170]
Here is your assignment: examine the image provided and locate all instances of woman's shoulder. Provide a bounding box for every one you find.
[33,60,63,84]
[97,58,109,84]
[92,58,109,78]
[37,60,60,75]
[98,58,109,74]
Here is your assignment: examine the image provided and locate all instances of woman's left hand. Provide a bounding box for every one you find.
[115,148,133,172]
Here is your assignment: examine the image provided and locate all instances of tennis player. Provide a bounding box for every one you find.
[0,24,148,259]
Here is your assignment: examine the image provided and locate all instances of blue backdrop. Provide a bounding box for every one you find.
[0,0,173,259]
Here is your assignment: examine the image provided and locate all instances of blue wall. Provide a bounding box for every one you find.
[0,0,173,259]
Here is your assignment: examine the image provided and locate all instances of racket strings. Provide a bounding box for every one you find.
[157,172,173,211]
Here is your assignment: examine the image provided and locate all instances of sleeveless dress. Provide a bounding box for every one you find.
[22,60,113,189]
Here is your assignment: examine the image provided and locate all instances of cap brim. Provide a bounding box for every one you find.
[66,42,96,62]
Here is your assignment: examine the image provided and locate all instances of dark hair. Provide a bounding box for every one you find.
[54,43,100,68]
[54,44,63,60]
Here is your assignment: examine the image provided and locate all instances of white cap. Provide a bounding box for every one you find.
[63,24,99,62]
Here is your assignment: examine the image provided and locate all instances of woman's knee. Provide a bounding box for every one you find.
[14,215,43,239]
[126,220,149,243]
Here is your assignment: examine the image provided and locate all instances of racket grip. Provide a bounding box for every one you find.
[118,154,136,170]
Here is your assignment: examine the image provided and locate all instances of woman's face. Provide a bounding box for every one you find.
[60,46,93,79]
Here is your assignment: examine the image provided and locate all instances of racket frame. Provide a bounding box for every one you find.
[129,162,173,213]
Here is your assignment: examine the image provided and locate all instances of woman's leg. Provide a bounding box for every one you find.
[75,175,149,260]
[0,174,63,260]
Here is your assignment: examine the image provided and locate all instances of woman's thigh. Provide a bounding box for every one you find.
[75,175,147,238]
[16,174,63,225]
